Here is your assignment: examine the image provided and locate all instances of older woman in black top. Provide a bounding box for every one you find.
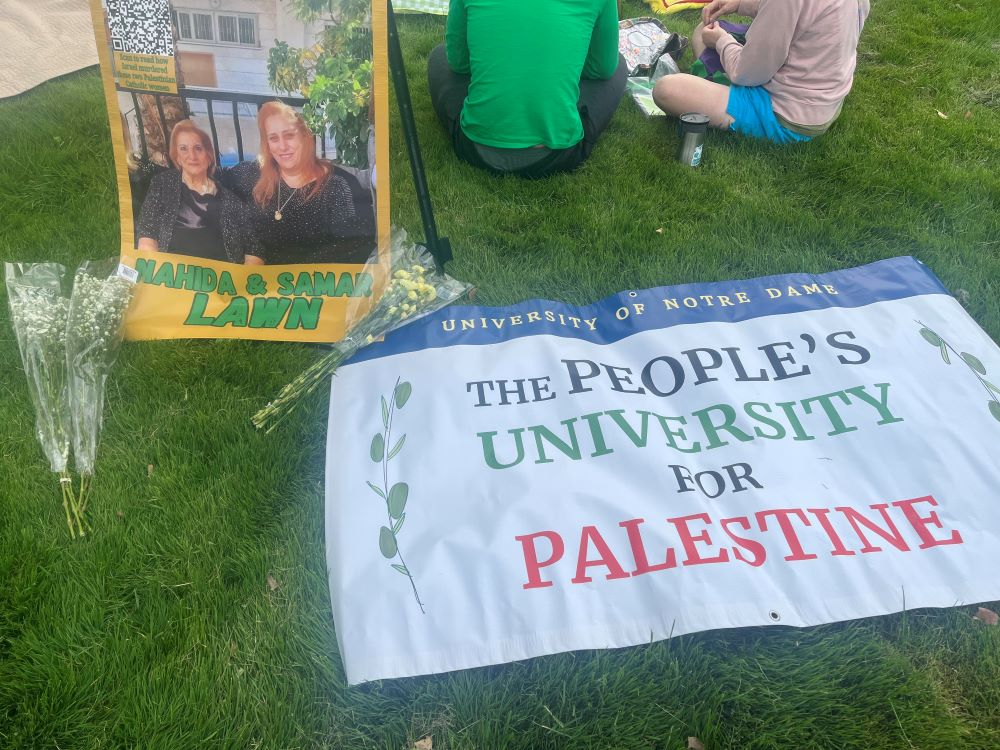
[138,120,262,264]
[220,101,376,265]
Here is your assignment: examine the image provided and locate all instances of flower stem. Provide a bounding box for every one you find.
[60,470,87,538]
[59,475,76,539]
[78,473,90,514]
[252,349,346,432]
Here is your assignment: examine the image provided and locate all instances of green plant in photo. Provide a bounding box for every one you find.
[267,0,373,168]
[918,321,1000,422]
[367,376,425,613]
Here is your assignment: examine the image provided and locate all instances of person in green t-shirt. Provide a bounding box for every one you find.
[428,0,626,179]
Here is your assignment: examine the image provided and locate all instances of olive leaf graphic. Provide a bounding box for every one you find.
[918,321,1000,423]
[368,376,425,613]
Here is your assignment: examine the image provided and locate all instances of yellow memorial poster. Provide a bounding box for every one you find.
[88,0,390,341]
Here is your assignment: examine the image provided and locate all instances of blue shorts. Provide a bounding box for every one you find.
[726,85,811,145]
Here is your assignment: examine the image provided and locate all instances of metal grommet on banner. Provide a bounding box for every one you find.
[628,291,638,298]
[768,610,781,622]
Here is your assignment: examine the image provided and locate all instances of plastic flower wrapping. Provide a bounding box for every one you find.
[5,259,134,537]
[253,230,471,432]
[66,259,135,478]
[5,263,72,474]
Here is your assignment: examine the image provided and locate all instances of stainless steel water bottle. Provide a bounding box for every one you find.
[677,113,710,167]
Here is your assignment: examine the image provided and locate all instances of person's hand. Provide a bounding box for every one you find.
[702,0,740,25]
[701,22,728,50]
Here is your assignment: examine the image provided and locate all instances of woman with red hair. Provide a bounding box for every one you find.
[137,120,262,263]
[220,101,375,264]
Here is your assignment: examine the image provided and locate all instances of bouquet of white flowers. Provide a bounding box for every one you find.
[253,230,471,432]
[6,262,77,532]
[5,259,134,537]
[66,259,135,516]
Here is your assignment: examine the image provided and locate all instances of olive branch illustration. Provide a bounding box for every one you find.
[917,321,1000,423]
[367,377,425,613]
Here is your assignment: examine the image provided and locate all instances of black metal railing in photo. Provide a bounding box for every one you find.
[122,87,321,164]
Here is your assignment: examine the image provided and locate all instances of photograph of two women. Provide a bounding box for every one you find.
[103,0,379,267]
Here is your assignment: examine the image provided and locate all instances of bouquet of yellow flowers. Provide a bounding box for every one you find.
[253,231,471,432]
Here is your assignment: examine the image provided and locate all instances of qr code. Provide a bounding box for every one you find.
[106,0,174,56]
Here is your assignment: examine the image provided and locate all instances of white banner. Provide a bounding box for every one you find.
[325,257,1000,684]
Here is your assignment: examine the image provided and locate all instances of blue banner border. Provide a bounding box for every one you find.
[348,256,949,364]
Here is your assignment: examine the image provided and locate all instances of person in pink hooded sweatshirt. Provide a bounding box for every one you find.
[653,0,870,144]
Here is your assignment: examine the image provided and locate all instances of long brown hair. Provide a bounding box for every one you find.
[253,101,329,208]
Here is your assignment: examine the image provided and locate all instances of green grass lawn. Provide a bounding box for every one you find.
[1,0,999,747]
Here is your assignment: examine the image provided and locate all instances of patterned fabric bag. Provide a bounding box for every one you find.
[618,17,687,76]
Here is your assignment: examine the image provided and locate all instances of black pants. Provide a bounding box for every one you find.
[427,44,627,179]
